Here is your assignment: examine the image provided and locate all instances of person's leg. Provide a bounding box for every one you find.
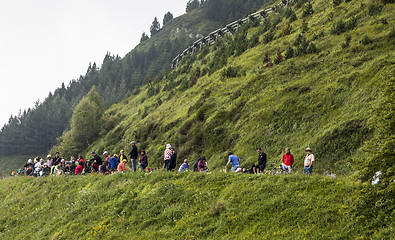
[308,166,313,174]
[132,159,137,172]
[303,167,308,174]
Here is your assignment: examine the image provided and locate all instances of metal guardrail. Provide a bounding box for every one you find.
[171,0,295,68]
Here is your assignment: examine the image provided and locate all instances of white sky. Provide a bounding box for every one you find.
[0,0,187,127]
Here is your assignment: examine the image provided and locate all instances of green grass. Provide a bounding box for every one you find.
[0,172,391,239]
[0,155,36,177]
[50,0,395,176]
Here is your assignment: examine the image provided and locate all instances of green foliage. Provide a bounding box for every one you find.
[150,17,161,37]
[301,19,308,33]
[333,0,342,7]
[341,34,352,49]
[186,0,201,12]
[221,66,241,79]
[140,32,149,43]
[360,35,373,45]
[285,46,294,59]
[302,0,314,17]
[367,3,384,16]
[162,11,173,26]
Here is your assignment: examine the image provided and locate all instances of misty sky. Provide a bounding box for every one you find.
[0,0,187,127]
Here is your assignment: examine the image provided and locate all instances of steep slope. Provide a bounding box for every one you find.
[0,173,392,239]
[59,0,394,175]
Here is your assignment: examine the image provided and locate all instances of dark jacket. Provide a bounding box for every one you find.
[129,146,138,159]
[91,155,103,166]
[169,153,177,170]
[258,152,267,169]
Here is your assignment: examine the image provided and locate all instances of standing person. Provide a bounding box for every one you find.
[303,148,315,174]
[103,151,111,163]
[46,155,53,168]
[53,152,62,166]
[168,147,177,171]
[119,150,128,164]
[33,158,42,177]
[178,159,190,172]
[109,154,119,173]
[252,148,267,174]
[198,157,208,172]
[139,149,148,172]
[164,144,172,170]
[225,152,240,172]
[281,148,294,173]
[128,141,138,172]
[70,156,77,174]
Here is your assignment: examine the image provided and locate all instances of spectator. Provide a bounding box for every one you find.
[128,141,138,172]
[24,159,33,175]
[252,148,267,174]
[178,159,190,172]
[198,156,208,172]
[164,144,172,169]
[119,150,128,164]
[168,147,177,171]
[99,161,108,174]
[46,155,53,168]
[53,152,62,166]
[75,161,84,175]
[225,152,240,172]
[103,151,111,162]
[33,158,42,177]
[78,155,86,167]
[90,151,103,171]
[193,157,201,172]
[303,148,315,174]
[139,149,148,172]
[281,148,294,173]
[117,160,127,173]
[109,154,119,173]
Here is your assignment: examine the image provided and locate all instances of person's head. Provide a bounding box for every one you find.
[200,156,206,162]
[171,147,175,152]
[122,160,127,164]
[78,155,83,159]
[58,161,62,166]
[47,155,52,160]
[28,159,32,164]
[55,152,60,158]
[91,151,96,156]
[120,150,124,155]
[71,156,76,161]
[130,141,136,146]
[103,151,109,157]
[285,148,290,154]
[141,149,146,155]
[184,159,189,164]
[305,148,312,154]
[166,144,171,149]
[227,152,233,156]
[114,154,118,158]
[257,148,262,154]
[34,158,38,163]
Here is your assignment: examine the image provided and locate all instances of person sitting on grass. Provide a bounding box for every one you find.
[281,148,294,173]
[75,161,84,175]
[198,156,208,172]
[117,159,127,173]
[139,149,148,172]
[193,157,201,172]
[178,159,190,172]
[99,161,108,174]
[225,152,240,172]
[252,148,267,174]
[109,154,119,173]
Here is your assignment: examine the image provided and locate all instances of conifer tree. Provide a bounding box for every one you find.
[303,1,314,17]
[150,17,161,37]
[274,49,284,64]
[163,12,174,26]
[140,32,149,43]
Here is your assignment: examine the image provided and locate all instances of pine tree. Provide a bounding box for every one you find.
[186,0,200,12]
[333,0,342,7]
[140,32,149,43]
[274,49,284,64]
[163,11,174,26]
[150,17,161,37]
[303,1,314,17]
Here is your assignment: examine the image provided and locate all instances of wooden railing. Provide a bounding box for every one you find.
[171,0,295,69]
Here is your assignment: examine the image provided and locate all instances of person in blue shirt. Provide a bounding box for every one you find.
[225,152,240,172]
[109,154,119,173]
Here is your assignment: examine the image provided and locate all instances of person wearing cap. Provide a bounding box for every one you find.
[103,151,110,162]
[139,149,148,172]
[252,148,267,174]
[225,152,240,172]
[164,144,172,170]
[46,155,53,168]
[24,159,33,175]
[303,148,315,174]
[168,147,177,171]
[128,141,138,172]
[281,148,294,173]
[117,159,127,173]
[178,159,190,172]
[109,154,119,173]
[119,150,128,164]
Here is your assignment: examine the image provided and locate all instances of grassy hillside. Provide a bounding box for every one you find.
[53,0,395,175]
[0,173,392,239]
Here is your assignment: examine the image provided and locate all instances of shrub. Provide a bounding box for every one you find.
[331,20,347,35]
[221,66,241,79]
[367,3,384,16]
[262,53,271,63]
[389,27,395,40]
[285,46,294,59]
[282,23,292,36]
[274,49,284,64]
[333,0,342,6]
[190,76,198,87]
[301,19,309,33]
[341,35,352,49]
[263,29,275,44]
[307,42,318,53]
[302,1,314,17]
[360,35,373,45]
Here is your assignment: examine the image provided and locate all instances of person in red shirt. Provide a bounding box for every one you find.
[75,161,84,175]
[281,148,294,173]
[78,155,86,167]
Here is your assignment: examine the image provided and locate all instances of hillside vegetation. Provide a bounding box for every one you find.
[52,0,394,176]
[0,173,392,239]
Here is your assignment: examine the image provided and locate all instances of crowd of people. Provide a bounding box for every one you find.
[13,140,316,177]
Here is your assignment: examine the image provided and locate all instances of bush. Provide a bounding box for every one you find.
[307,42,318,53]
[221,66,241,79]
[285,46,294,59]
[367,3,384,16]
[360,35,373,45]
[341,35,352,49]
[389,27,395,40]
[333,0,342,7]
[331,20,347,35]
[302,1,314,17]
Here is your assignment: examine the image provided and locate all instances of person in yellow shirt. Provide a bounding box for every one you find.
[303,148,315,174]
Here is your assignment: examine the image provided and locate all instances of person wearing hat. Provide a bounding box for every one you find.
[117,159,127,173]
[46,155,53,168]
[281,148,294,173]
[252,148,267,174]
[103,151,110,163]
[119,150,128,164]
[128,141,138,172]
[24,159,33,175]
[303,148,315,174]
[164,144,172,170]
